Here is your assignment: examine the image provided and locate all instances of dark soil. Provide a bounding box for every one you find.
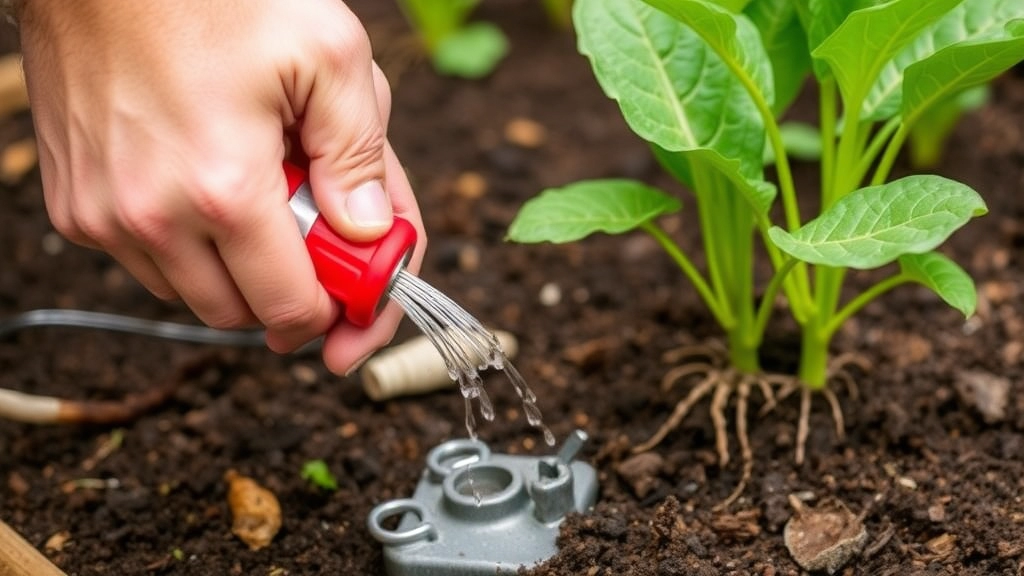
[2,2,1023,575]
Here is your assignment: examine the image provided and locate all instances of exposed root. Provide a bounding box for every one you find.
[0,352,219,425]
[829,352,869,401]
[635,344,867,507]
[717,377,753,511]
[633,345,780,510]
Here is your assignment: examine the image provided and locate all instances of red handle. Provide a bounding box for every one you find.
[283,163,416,328]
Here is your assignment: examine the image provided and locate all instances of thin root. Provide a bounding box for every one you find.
[716,378,753,511]
[638,344,863,507]
[660,341,727,365]
[660,362,715,393]
[823,388,846,441]
[796,388,811,466]
[710,380,731,467]
[632,373,718,453]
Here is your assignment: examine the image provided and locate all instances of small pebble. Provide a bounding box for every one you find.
[955,370,1010,424]
[41,231,65,256]
[538,282,562,307]
[928,503,946,523]
[44,530,71,553]
[290,364,318,386]
[453,171,487,199]
[0,137,38,184]
[7,472,29,496]
[503,117,547,148]
[896,476,918,490]
[572,412,590,428]
[615,452,664,498]
[458,244,480,272]
[103,267,128,291]
[338,422,359,439]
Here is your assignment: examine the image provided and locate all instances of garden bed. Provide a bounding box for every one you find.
[1,1,1023,574]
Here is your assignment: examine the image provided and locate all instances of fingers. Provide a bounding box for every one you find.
[322,300,405,376]
[162,149,339,350]
[321,142,426,375]
[298,16,395,242]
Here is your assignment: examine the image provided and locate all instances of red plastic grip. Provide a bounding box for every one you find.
[284,163,417,328]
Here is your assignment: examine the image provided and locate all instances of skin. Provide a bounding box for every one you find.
[16,0,426,375]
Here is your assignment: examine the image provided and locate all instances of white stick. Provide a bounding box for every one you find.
[360,330,519,401]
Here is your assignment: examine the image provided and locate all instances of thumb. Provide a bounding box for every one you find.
[301,43,394,242]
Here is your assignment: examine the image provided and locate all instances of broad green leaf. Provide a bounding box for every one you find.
[574,0,765,178]
[433,22,508,78]
[767,175,987,269]
[507,180,681,243]
[898,252,977,317]
[655,146,777,215]
[902,20,1024,127]
[798,0,876,79]
[710,0,752,12]
[863,0,1024,121]
[745,0,812,115]
[641,0,776,108]
[813,0,964,104]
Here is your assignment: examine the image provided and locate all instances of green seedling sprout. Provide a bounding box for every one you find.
[508,0,1021,501]
[396,0,509,79]
[300,460,338,491]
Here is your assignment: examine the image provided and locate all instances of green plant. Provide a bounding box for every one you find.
[540,0,575,29]
[300,460,338,491]
[509,0,1022,468]
[396,0,509,78]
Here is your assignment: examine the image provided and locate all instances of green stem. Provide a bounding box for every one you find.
[871,123,909,186]
[692,170,734,326]
[753,93,802,233]
[832,115,865,203]
[823,274,911,339]
[798,317,830,390]
[819,78,837,204]
[641,222,733,328]
[853,115,902,187]
[725,196,761,374]
[727,327,761,374]
[753,256,798,340]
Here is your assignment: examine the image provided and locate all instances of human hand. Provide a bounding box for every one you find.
[18,0,425,374]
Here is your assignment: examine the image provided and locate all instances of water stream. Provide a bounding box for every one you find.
[388,270,555,447]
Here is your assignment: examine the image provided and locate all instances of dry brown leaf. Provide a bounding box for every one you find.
[225,470,281,551]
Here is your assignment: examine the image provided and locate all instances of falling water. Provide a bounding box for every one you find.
[387,269,555,447]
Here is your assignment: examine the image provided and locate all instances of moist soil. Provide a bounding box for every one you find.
[2,2,1023,575]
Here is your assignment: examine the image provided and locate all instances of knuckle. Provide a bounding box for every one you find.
[70,204,117,246]
[261,300,321,333]
[201,305,253,330]
[116,199,172,248]
[347,122,387,166]
[46,206,79,240]
[315,19,372,66]
[372,64,392,120]
[187,167,251,227]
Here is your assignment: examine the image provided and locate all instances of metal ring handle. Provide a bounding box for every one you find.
[366,499,436,546]
[426,438,491,482]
